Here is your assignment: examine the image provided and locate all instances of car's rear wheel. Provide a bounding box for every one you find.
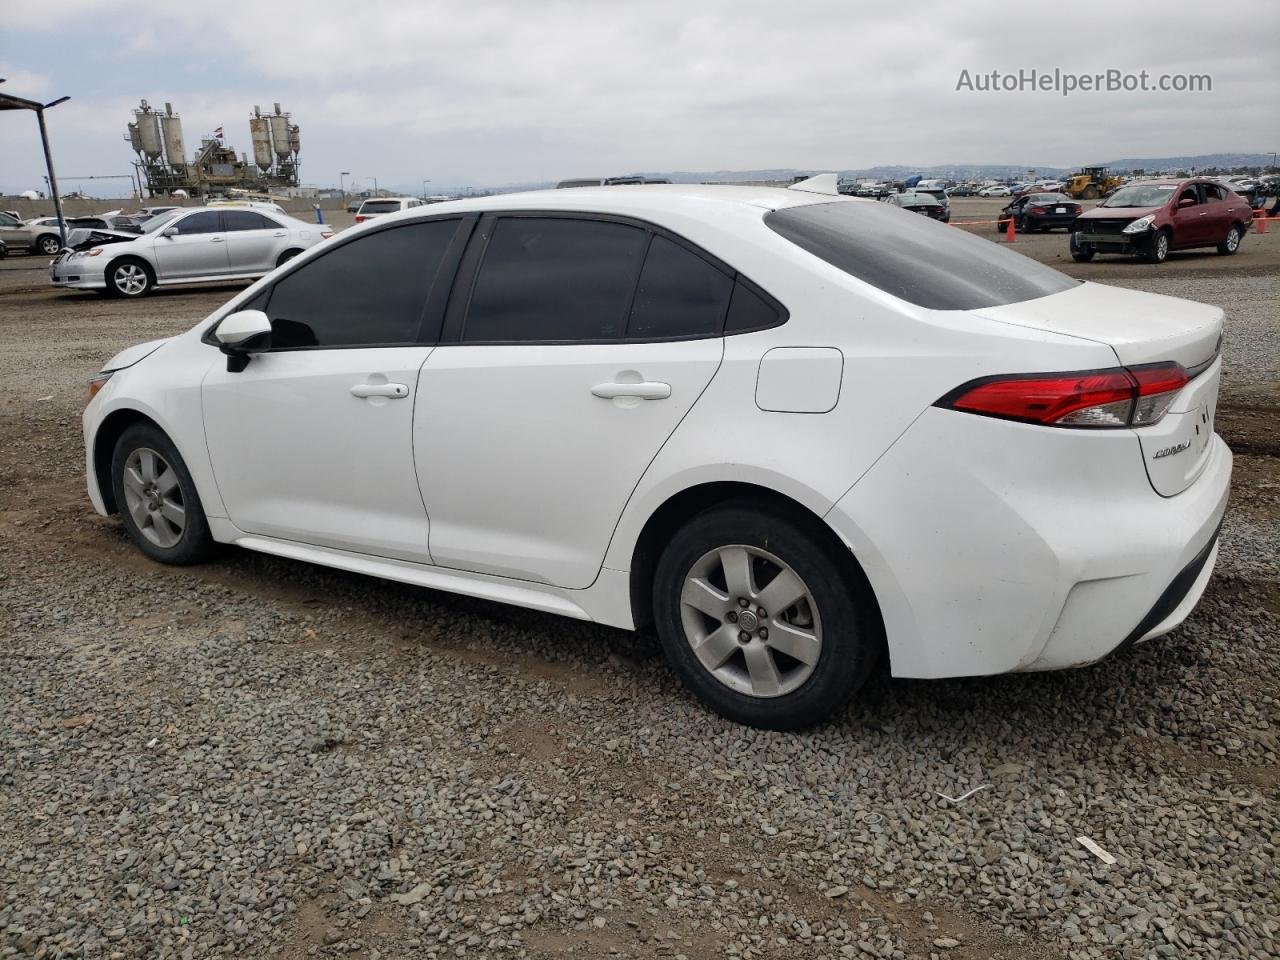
[1144,229,1170,264]
[653,503,878,730]
[1217,224,1242,255]
[276,248,303,267]
[110,423,215,565]
[106,258,154,298]
[38,235,61,256]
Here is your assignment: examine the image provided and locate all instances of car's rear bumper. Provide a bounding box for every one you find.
[1027,215,1077,229]
[825,407,1232,679]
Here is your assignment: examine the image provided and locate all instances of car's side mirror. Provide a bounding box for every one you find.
[162,226,178,237]
[214,309,272,372]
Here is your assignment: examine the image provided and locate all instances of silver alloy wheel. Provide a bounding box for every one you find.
[679,545,822,698]
[113,263,148,296]
[122,447,185,548]
[1154,233,1169,260]
[39,236,60,255]
[1226,227,1240,252]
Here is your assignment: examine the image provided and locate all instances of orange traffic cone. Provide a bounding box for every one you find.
[1256,209,1268,234]
[1005,215,1016,243]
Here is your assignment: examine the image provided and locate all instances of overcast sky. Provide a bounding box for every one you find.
[2,0,1277,196]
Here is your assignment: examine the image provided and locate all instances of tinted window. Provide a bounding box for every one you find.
[174,211,222,235]
[265,220,458,348]
[765,201,1076,311]
[464,217,646,342]
[627,236,733,339]
[360,201,403,214]
[223,210,277,230]
[724,279,785,333]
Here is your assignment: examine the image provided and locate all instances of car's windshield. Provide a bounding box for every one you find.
[1101,184,1176,207]
[765,199,1076,311]
[140,210,183,234]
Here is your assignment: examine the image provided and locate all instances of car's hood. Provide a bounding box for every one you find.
[101,337,171,373]
[68,228,139,252]
[1077,204,1161,220]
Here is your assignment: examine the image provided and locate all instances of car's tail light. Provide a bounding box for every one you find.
[320,230,334,239]
[1030,207,1046,215]
[938,362,1190,429]
[354,215,365,223]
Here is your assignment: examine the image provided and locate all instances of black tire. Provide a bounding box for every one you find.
[1216,224,1242,256]
[1016,215,1027,233]
[1144,229,1170,264]
[653,502,879,730]
[1070,233,1095,262]
[110,422,216,565]
[38,234,61,256]
[276,248,302,267]
[995,218,1008,234]
[105,257,155,298]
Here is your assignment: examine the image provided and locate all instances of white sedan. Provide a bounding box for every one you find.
[82,184,1230,729]
[51,206,332,297]
[979,185,1013,197]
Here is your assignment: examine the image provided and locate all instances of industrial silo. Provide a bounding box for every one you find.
[161,103,187,169]
[134,102,163,162]
[269,103,292,163]
[250,107,274,173]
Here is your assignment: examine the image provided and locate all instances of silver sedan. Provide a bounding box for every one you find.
[50,207,333,298]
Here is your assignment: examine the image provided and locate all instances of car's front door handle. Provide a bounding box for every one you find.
[351,382,409,399]
[209,236,225,242]
[273,231,286,237]
[591,381,671,400]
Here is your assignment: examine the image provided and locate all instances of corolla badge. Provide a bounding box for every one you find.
[1153,440,1193,459]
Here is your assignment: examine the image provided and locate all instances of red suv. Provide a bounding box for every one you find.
[1070,178,1253,264]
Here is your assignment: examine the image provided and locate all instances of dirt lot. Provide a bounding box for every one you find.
[0,210,1276,960]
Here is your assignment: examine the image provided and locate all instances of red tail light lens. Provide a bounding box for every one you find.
[938,362,1190,429]
[354,215,365,223]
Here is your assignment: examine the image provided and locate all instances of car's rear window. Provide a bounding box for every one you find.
[360,201,403,214]
[764,200,1076,311]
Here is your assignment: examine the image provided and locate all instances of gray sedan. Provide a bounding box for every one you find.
[50,207,333,298]
[0,211,63,256]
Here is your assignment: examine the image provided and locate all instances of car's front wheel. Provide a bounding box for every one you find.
[1217,224,1242,255]
[1144,229,1170,264]
[106,258,154,298]
[1070,232,1095,262]
[653,503,878,730]
[110,422,216,565]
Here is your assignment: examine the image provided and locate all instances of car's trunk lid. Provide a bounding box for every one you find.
[977,281,1224,496]
[975,280,1222,369]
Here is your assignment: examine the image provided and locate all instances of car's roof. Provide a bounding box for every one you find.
[391,184,852,220]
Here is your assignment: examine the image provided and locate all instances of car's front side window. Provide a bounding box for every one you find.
[261,219,460,349]
[174,211,222,235]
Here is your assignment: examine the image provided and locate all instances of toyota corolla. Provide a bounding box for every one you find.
[82,182,1230,729]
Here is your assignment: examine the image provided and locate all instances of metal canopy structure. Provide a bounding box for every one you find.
[0,80,71,247]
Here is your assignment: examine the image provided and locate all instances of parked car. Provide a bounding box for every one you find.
[1070,178,1254,264]
[910,186,951,221]
[946,185,976,197]
[996,193,1083,233]
[0,238,6,259]
[82,186,1229,729]
[557,178,607,188]
[50,206,333,297]
[140,206,180,220]
[354,197,425,222]
[978,184,1011,197]
[884,191,949,221]
[0,211,65,255]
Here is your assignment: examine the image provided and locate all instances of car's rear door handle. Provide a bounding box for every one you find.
[273,231,286,237]
[351,382,409,399]
[591,381,671,400]
[210,236,225,242]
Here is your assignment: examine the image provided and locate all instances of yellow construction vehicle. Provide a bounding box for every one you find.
[1063,166,1125,200]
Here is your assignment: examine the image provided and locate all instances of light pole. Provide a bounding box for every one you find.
[421,178,430,200]
[339,170,350,204]
[372,176,379,197]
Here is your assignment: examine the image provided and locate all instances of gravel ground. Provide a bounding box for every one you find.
[0,231,1276,960]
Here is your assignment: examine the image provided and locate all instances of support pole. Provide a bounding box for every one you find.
[35,107,66,249]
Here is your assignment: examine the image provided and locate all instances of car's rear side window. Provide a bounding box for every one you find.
[765,201,1076,311]
[222,210,278,231]
[626,235,734,339]
[264,220,458,348]
[464,217,648,342]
